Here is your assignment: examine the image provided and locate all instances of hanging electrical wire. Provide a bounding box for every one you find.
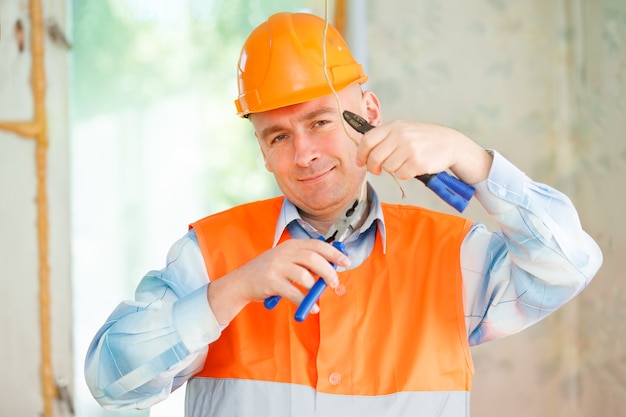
[321,0,406,197]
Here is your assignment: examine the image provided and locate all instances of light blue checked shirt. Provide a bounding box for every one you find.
[84,150,602,409]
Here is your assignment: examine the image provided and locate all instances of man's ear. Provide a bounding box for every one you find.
[361,90,382,127]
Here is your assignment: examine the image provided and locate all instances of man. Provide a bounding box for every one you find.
[85,12,602,417]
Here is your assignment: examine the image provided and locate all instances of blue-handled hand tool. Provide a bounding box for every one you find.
[264,184,367,321]
[294,239,347,322]
[342,110,475,212]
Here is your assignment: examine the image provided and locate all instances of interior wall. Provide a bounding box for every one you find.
[0,0,72,415]
[572,1,625,414]
[366,0,625,415]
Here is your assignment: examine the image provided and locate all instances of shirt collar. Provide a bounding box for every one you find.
[272,182,387,252]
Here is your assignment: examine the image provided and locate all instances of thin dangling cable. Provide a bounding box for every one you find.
[322,0,359,146]
[321,0,406,197]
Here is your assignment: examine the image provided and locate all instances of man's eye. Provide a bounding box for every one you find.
[313,120,329,128]
[271,134,288,144]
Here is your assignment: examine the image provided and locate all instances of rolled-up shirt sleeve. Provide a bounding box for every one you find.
[84,231,221,409]
[462,150,603,346]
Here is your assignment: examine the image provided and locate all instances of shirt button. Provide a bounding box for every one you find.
[329,372,342,385]
[498,188,507,197]
[334,284,347,296]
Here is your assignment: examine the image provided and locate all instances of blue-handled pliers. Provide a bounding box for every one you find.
[264,185,367,321]
[342,110,475,212]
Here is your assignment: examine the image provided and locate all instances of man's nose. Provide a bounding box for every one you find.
[293,133,320,166]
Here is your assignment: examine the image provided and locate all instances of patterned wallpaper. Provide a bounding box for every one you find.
[366,0,625,415]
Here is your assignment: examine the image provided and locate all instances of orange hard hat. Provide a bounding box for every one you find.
[234,12,368,117]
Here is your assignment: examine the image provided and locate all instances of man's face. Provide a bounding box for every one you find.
[250,86,373,221]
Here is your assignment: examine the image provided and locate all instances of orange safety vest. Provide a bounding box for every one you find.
[189,197,474,415]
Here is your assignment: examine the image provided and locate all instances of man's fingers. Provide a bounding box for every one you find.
[257,238,350,310]
[356,126,388,169]
[293,239,350,268]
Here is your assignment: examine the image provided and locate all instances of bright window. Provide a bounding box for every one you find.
[71,1,312,416]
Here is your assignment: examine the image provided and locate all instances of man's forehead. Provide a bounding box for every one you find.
[250,85,363,132]
[251,101,339,129]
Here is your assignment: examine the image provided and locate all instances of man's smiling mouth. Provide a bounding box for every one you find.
[298,167,335,183]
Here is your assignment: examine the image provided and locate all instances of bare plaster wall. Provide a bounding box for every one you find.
[365,0,625,415]
[0,0,71,415]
